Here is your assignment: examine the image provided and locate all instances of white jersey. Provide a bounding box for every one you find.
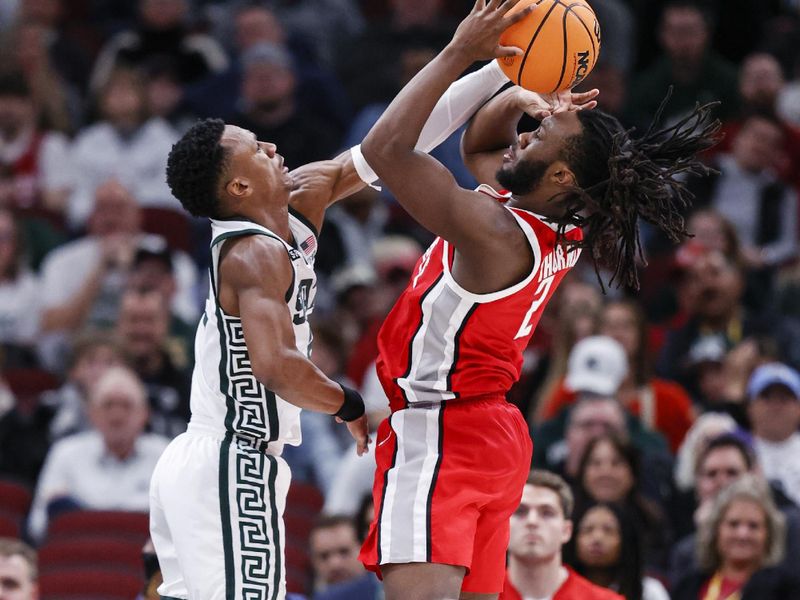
[189,209,318,446]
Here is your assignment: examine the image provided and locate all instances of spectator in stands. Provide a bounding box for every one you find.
[116,288,190,438]
[0,208,41,364]
[542,308,695,453]
[27,365,168,542]
[565,501,670,600]
[0,376,49,486]
[627,1,739,128]
[127,237,195,359]
[747,362,800,507]
[672,475,800,599]
[669,433,800,583]
[37,180,198,371]
[0,71,71,214]
[673,413,738,497]
[575,434,672,572]
[500,470,623,600]
[42,331,124,441]
[89,0,227,92]
[230,42,342,169]
[0,19,76,133]
[656,248,800,388]
[66,67,180,228]
[310,515,377,600]
[690,113,798,273]
[0,537,37,600]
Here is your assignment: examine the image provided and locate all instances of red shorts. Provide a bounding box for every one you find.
[359,397,533,594]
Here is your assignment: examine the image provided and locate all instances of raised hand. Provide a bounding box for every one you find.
[449,0,536,63]
[514,87,600,120]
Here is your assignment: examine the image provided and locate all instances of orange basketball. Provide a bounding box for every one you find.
[497,0,601,93]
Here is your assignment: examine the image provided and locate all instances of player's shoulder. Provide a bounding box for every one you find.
[219,233,293,288]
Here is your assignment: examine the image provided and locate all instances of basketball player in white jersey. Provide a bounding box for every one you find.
[148,49,566,597]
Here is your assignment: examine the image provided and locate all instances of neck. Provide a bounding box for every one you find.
[508,553,566,598]
[758,431,794,444]
[238,203,291,243]
[583,566,616,589]
[135,350,164,377]
[106,439,135,461]
[720,559,759,582]
[509,187,567,219]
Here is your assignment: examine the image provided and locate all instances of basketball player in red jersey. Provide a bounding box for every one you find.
[357,1,720,599]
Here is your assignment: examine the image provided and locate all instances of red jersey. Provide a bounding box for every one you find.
[500,567,624,600]
[376,185,582,412]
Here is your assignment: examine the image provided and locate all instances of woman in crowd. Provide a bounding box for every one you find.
[672,474,800,599]
[575,434,672,571]
[565,501,670,600]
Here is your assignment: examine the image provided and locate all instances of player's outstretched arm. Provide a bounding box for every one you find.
[287,61,514,233]
[360,0,531,249]
[219,236,370,454]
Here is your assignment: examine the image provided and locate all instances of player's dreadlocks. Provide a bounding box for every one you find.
[553,92,721,290]
[166,118,228,218]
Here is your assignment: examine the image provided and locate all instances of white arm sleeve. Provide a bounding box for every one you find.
[351,60,510,184]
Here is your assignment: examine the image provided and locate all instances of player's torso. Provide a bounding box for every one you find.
[190,212,318,445]
[377,197,582,412]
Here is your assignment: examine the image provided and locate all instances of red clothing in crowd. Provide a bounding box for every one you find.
[499,567,624,600]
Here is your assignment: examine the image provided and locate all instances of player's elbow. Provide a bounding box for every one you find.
[251,351,295,396]
[362,133,407,172]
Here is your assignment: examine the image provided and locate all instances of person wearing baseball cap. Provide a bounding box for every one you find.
[748,362,800,506]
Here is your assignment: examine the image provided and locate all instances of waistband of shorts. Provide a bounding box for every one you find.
[187,418,284,457]
[401,393,508,410]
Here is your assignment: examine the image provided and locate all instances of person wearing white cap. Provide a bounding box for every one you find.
[748,362,800,506]
[564,336,629,398]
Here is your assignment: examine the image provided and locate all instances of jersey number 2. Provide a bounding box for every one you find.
[514,275,554,340]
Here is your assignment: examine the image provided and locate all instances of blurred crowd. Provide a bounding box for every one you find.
[0,0,800,598]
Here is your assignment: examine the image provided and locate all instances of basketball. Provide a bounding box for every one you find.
[497,0,601,93]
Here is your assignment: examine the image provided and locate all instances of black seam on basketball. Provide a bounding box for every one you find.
[570,6,596,61]
[553,6,571,92]
[517,0,562,86]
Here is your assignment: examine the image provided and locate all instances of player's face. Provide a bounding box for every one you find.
[221,125,292,200]
[508,485,571,562]
[575,505,621,568]
[496,111,583,195]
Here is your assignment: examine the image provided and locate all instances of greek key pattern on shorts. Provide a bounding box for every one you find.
[236,446,271,597]
[224,317,270,439]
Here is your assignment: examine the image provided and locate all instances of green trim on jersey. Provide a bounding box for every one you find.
[267,454,282,600]
[219,433,235,598]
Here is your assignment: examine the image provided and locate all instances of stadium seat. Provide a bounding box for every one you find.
[286,480,324,517]
[38,569,142,600]
[284,513,313,546]
[0,478,32,520]
[46,511,150,543]
[141,206,192,252]
[39,537,143,575]
[0,513,19,538]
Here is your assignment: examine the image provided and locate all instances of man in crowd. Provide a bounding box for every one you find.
[500,470,622,599]
[748,362,800,507]
[28,365,168,541]
[310,515,377,600]
[0,538,37,600]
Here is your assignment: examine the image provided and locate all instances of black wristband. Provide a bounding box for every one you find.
[334,384,365,422]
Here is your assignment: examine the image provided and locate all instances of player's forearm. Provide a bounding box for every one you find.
[462,86,524,156]
[254,349,353,416]
[362,45,474,173]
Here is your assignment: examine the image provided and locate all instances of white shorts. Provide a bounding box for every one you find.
[149,422,291,600]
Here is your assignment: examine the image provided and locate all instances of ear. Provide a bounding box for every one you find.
[226,176,252,199]
[562,519,573,545]
[548,160,578,187]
